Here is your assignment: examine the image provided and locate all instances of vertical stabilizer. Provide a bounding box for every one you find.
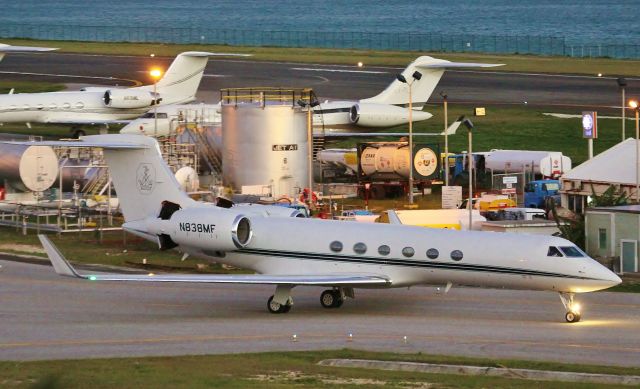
[80,135,196,221]
[361,56,503,109]
[153,52,214,104]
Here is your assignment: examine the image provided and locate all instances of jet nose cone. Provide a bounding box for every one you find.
[599,267,622,287]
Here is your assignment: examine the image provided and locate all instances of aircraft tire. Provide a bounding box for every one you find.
[267,295,289,314]
[565,311,581,323]
[331,290,344,308]
[320,290,336,308]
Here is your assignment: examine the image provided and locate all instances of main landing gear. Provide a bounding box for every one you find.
[266,286,353,313]
[320,289,344,309]
[559,292,581,323]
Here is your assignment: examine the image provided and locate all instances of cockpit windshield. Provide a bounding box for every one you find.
[559,246,585,257]
[547,246,563,257]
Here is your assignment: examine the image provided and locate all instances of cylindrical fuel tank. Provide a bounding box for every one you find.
[359,145,411,177]
[0,144,58,192]
[221,103,309,198]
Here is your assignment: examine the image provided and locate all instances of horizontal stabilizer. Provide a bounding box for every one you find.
[419,61,504,69]
[38,234,391,287]
[0,44,58,52]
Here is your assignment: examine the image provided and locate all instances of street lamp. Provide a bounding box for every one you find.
[618,77,627,141]
[440,91,449,186]
[462,118,474,230]
[150,68,163,137]
[297,96,320,209]
[629,99,639,203]
[396,70,423,204]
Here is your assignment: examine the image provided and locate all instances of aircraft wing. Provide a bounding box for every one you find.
[38,235,391,287]
[43,119,133,125]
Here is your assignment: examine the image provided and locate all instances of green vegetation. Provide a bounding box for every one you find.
[4,38,640,76]
[1,349,638,388]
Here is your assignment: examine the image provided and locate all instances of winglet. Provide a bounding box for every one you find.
[37,234,83,278]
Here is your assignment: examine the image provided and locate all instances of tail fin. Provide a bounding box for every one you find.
[153,51,214,105]
[361,56,503,109]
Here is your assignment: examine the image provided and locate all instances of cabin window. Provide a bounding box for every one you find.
[402,247,415,257]
[560,246,584,258]
[36,104,44,110]
[62,103,71,109]
[329,241,343,253]
[426,248,439,259]
[49,103,57,109]
[353,242,367,254]
[22,104,30,110]
[547,246,563,257]
[378,245,390,256]
[9,105,16,110]
[75,102,84,109]
[450,250,463,261]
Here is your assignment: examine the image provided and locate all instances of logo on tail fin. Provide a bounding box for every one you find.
[136,163,156,194]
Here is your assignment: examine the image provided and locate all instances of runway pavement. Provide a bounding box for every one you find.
[1,52,639,109]
[2,258,639,366]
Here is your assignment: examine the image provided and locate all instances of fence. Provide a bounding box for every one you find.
[1,23,638,59]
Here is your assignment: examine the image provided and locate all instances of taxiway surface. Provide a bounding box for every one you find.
[2,258,639,366]
[1,52,639,109]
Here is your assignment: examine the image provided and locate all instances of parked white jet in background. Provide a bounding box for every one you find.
[0,52,243,135]
[314,56,502,133]
[0,43,57,62]
[20,134,620,323]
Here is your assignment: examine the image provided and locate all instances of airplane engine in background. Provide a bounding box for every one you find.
[103,90,155,109]
[146,207,253,251]
[349,103,433,128]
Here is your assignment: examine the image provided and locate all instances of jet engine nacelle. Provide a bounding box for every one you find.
[349,103,433,128]
[148,208,253,251]
[103,89,155,109]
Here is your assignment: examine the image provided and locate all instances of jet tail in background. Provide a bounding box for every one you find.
[361,56,504,109]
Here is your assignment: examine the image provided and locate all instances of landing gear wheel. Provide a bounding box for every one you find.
[565,311,581,323]
[320,289,344,309]
[267,295,291,314]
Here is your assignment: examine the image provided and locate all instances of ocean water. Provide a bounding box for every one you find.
[1,0,638,45]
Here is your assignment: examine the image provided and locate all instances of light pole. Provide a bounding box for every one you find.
[440,91,449,186]
[629,99,639,203]
[298,96,320,209]
[150,68,163,137]
[618,78,627,141]
[462,118,474,230]
[396,70,423,204]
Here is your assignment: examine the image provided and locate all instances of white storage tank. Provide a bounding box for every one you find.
[221,89,312,198]
[485,150,571,178]
[0,144,59,192]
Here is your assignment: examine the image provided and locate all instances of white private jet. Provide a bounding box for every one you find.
[0,51,243,136]
[0,43,58,62]
[23,134,620,323]
[120,56,502,137]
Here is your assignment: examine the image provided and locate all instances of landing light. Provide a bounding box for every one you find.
[597,73,603,77]
[89,275,97,281]
[571,303,581,314]
[150,68,163,79]
[357,61,364,68]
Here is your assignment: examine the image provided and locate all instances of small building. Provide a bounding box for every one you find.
[585,205,640,274]
[561,138,639,214]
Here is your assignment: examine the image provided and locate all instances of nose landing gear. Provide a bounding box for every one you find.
[559,292,582,323]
